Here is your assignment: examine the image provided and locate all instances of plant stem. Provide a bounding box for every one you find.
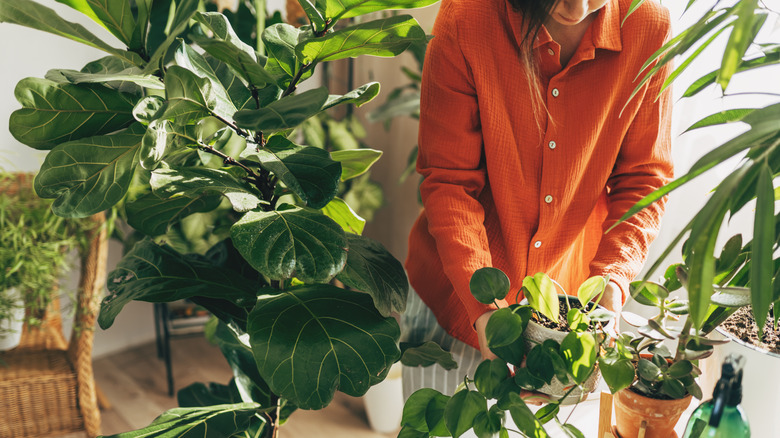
[255,0,266,55]
[212,112,251,139]
[197,143,260,180]
[674,318,693,362]
[282,63,312,97]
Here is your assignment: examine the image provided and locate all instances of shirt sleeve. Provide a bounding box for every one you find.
[589,41,675,299]
[416,1,494,327]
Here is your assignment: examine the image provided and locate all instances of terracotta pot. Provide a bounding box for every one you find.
[613,388,692,438]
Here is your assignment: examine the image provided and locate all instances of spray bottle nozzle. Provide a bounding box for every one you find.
[709,354,745,428]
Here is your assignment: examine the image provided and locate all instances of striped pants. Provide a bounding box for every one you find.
[401,288,483,400]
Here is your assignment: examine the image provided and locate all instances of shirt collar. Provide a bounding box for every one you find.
[518,0,622,52]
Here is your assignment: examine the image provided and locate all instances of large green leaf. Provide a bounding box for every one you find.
[752,162,774,335]
[241,135,341,209]
[717,0,760,90]
[55,69,164,90]
[230,206,348,282]
[99,239,257,329]
[9,77,136,150]
[262,23,305,83]
[319,0,440,21]
[142,0,199,74]
[150,167,265,213]
[247,284,401,409]
[507,393,550,438]
[401,388,450,435]
[205,55,260,112]
[102,403,261,438]
[335,233,409,316]
[192,12,275,88]
[560,332,597,384]
[210,321,275,408]
[321,197,365,234]
[322,82,381,111]
[34,124,145,218]
[523,272,559,323]
[234,87,329,133]
[400,341,458,370]
[444,390,487,438]
[684,108,756,132]
[56,0,136,47]
[125,191,222,237]
[172,42,237,118]
[162,66,218,123]
[330,148,383,181]
[683,46,780,98]
[296,15,426,64]
[0,0,143,66]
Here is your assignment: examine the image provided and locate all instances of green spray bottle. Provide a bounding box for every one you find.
[682,354,750,438]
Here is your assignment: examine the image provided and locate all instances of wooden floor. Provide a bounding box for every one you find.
[58,336,396,438]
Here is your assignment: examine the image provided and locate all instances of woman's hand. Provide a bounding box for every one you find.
[474,310,498,361]
[600,280,623,314]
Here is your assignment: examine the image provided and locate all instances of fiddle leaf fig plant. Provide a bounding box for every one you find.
[1,0,438,436]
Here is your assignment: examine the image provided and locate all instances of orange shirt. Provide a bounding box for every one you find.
[405,0,673,349]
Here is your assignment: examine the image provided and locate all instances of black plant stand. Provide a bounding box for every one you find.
[153,301,210,397]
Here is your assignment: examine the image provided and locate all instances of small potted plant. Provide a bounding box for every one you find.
[400,267,618,437]
[0,173,91,350]
[599,266,737,438]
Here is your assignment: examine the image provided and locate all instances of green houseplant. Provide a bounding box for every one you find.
[617,0,780,433]
[400,267,618,438]
[0,0,439,436]
[0,172,95,350]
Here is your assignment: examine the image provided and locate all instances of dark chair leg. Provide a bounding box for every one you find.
[160,302,175,397]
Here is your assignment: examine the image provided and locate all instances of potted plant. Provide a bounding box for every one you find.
[599,269,720,438]
[1,0,438,436]
[400,267,618,437]
[0,172,93,350]
[616,0,780,434]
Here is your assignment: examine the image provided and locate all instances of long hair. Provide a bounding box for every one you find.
[508,0,560,128]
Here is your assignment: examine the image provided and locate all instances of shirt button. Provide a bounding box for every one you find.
[547,48,555,56]
[534,241,542,248]
[548,140,556,150]
[544,195,553,204]
[551,88,560,97]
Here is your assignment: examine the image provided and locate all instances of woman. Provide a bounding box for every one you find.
[402,0,674,398]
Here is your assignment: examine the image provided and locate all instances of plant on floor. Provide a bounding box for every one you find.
[1,0,438,436]
[400,268,617,437]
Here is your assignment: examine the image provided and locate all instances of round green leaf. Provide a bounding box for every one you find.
[472,407,503,438]
[485,307,524,348]
[560,332,597,384]
[525,344,554,384]
[668,360,694,379]
[402,388,448,433]
[598,357,635,393]
[470,267,511,304]
[637,358,662,381]
[230,206,347,282]
[577,275,607,307]
[247,284,400,410]
[474,359,508,399]
[629,281,669,307]
[444,390,487,438]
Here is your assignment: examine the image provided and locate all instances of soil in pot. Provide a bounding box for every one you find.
[720,305,779,354]
[531,297,585,331]
[614,387,692,438]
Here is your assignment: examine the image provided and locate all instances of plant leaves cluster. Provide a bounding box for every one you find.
[0,0,434,435]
